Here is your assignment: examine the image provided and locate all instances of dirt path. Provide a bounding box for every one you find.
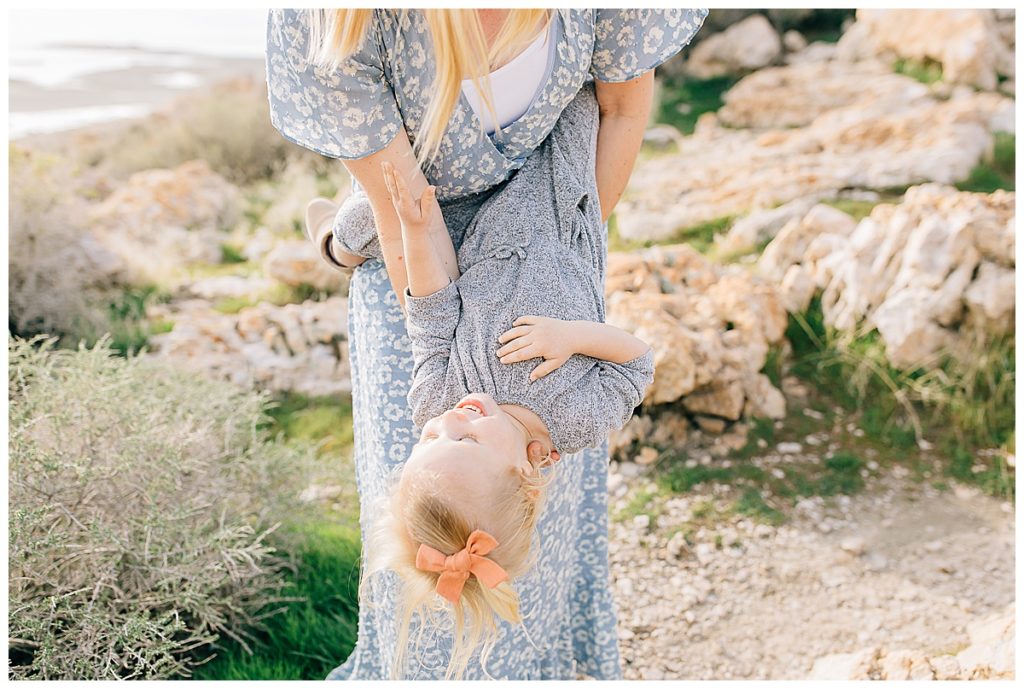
[607,461,1015,680]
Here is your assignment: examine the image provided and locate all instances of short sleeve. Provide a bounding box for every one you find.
[265,9,402,159]
[590,8,709,83]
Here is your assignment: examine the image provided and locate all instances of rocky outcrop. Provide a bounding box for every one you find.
[844,9,1014,91]
[808,604,1014,680]
[616,69,1012,242]
[685,14,782,79]
[87,160,241,283]
[606,245,787,431]
[263,239,349,293]
[758,185,1015,368]
[147,297,350,397]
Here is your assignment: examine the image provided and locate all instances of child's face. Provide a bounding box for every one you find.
[401,393,533,529]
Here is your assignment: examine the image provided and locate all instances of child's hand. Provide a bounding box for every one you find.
[381,161,437,237]
[497,316,575,381]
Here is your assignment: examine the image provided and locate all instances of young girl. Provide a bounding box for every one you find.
[315,85,653,678]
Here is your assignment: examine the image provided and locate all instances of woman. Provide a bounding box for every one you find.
[265,8,707,680]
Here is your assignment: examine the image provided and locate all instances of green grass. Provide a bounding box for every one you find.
[732,488,785,526]
[104,285,174,356]
[655,74,738,135]
[956,132,1015,193]
[609,214,735,255]
[189,521,361,680]
[220,243,248,264]
[263,391,355,459]
[893,57,944,85]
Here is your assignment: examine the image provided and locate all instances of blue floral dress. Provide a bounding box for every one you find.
[265,8,707,680]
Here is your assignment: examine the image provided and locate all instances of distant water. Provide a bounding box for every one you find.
[8,9,268,138]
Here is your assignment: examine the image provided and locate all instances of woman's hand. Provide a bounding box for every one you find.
[497,316,575,381]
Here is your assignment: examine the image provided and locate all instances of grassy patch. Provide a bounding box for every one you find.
[609,214,735,255]
[655,74,738,135]
[189,521,361,681]
[220,243,248,264]
[104,285,174,356]
[732,488,785,526]
[956,132,1015,193]
[263,391,355,459]
[893,57,944,85]
[614,486,666,524]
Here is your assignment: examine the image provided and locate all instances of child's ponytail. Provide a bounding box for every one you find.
[360,457,555,679]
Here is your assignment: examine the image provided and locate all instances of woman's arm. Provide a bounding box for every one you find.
[381,161,455,298]
[339,125,459,308]
[593,70,655,225]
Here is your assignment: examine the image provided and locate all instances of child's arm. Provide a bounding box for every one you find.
[497,316,651,381]
[381,161,457,298]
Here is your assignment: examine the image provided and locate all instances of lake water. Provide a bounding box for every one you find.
[8,9,268,138]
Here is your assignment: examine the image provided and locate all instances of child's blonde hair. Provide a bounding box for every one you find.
[305,8,557,169]
[361,454,557,679]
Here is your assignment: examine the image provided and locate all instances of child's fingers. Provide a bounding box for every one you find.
[530,358,564,381]
[496,335,532,358]
[499,344,539,365]
[497,325,532,344]
[418,186,436,222]
[513,316,538,327]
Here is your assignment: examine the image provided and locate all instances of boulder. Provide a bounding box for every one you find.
[685,14,782,79]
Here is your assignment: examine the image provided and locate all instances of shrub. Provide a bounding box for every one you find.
[8,145,122,346]
[8,335,319,679]
[95,77,300,185]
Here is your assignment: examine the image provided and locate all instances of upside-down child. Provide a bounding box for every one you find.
[313,89,653,677]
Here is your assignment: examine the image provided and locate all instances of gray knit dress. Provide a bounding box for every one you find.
[337,82,654,455]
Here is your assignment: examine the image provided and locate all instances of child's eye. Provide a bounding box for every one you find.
[422,433,438,442]
[462,434,478,443]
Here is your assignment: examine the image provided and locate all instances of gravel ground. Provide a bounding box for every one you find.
[606,460,1015,680]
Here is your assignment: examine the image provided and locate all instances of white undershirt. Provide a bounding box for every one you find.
[460,21,555,135]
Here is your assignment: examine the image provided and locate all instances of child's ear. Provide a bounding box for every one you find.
[526,440,546,467]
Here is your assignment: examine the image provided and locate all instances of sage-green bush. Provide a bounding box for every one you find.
[8,145,119,346]
[8,335,318,679]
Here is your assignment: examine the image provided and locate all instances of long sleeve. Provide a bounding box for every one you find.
[331,191,382,260]
[404,282,467,427]
[552,349,655,454]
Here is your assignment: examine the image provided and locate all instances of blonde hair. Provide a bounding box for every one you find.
[305,9,555,168]
[361,454,557,679]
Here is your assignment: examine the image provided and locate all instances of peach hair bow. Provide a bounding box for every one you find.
[415,530,509,604]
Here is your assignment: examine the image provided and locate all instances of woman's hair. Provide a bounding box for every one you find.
[305,9,555,169]
[360,453,557,679]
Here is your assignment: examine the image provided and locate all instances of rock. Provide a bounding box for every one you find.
[963,261,1015,328]
[642,124,684,151]
[839,535,866,556]
[633,514,651,530]
[740,372,787,420]
[609,414,654,460]
[855,9,1009,91]
[782,30,807,53]
[929,654,961,680]
[908,658,935,680]
[719,196,821,256]
[758,184,1015,371]
[808,647,878,680]
[264,239,348,293]
[618,81,1008,243]
[183,275,276,301]
[719,60,930,130]
[695,415,727,434]
[778,264,816,313]
[606,246,785,415]
[880,648,915,680]
[148,296,350,396]
[683,381,745,421]
[776,442,802,454]
[648,411,690,448]
[88,159,241,283]
[955,604,1015,678]
[686,14,782,79]
[635,446,660,466]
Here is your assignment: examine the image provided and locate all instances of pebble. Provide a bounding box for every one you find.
[840,536,866,556]
[777,441,803,454]
[633,514,651,530]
